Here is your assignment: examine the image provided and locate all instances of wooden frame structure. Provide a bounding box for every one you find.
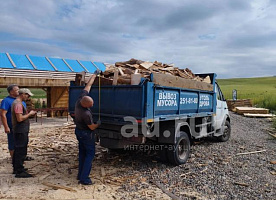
[0,68,92,116]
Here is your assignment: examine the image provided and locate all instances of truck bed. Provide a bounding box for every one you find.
[69,73,216,124]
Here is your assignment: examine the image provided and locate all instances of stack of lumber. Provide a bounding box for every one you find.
[226,99,253,111]
[235,107,273,118]
[99,58,213,91]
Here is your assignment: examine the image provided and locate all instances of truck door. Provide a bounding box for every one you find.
[215,83,226,130]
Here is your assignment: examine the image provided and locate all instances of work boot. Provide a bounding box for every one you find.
[24,156,34,161]
[13,168,28,174]
[78,180,94,185]
[15,171,33,178]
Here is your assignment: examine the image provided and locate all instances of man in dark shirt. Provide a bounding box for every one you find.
[74,72,101,185]
[12,88,37,178]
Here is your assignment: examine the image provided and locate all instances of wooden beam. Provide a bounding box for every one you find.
[91,61,100,71]
[151,73,213,91]
[47,87,51,117]
[25,55,37,70]
[62,59,74,72]
[6,53,16,68]
[52,87,68,107]
[46,57,58,71]
[0,77,71,87]
[77,60,88,72]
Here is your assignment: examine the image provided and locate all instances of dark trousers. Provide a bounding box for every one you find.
[75,128,95,183]
[13,132,28,173]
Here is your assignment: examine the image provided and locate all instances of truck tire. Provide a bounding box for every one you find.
[167,131,190,165]
[217,120,231,142]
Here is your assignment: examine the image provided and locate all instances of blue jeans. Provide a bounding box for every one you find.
[75,128,95,183]
[7,128,15,150]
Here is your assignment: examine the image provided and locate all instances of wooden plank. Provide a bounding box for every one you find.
[42,182,76,192]
[52,87,68,107]
[117,77,131,85]
[0,77,71,87]
[236,107,269,115]
[112,70,119,85]
[244,113,274,118]
[151,73,213,91]
[118,67,125,76]
[236,149,266,156]
[226,99,253,110]
[140,62,153,69]
[93,76,113,86]
[123,68,134,75]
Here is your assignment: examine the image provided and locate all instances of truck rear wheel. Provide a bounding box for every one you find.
[217,120,231,142]
[167,131,190,165]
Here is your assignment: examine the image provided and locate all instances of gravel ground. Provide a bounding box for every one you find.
[0,113,275,200]
[104,112,276,200]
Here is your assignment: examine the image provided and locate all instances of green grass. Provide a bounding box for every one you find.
[273,118,276,130]
[0,88,46,99]
[217,76,276,112]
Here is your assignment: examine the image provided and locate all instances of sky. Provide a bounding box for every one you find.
[0,0,275,78]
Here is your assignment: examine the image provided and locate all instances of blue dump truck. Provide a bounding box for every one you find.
[69,72,230,165]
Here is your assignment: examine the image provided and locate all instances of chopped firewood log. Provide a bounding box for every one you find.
[123,68,134,75]
[112,70,119,85]
[118,67,125,76]
[103,58,212,87]
[126,64,139,69]
[160,67,175,71]
[203,76,211,84]
[140,62,153,69]
[117,77,131,85]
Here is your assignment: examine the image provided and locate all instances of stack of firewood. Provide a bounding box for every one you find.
[98,58,211,85]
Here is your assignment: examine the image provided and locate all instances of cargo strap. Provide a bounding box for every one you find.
[91,62,101,121]
[98,74,101,120]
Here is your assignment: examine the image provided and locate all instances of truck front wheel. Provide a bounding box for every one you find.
[217,120,231,142]
[167,131,190,165]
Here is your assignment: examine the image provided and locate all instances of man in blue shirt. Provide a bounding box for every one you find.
[1,84,20,159]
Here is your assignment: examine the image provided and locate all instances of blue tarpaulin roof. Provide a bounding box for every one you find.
[0,53,106,73]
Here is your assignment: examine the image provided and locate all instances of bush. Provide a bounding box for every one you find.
[34,99,42,109]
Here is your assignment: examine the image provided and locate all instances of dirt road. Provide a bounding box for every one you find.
[0,113,275,200]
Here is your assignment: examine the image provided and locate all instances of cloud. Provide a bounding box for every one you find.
[0,0,275,78]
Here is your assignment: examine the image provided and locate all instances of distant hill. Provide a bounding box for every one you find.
[217,76,276,111]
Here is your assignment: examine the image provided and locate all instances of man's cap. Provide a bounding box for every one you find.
[19,88,34,96]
